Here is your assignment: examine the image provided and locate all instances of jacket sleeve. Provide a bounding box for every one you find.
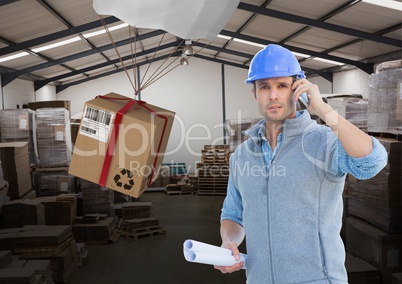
[220,176,244,226]
[329,136,388,179]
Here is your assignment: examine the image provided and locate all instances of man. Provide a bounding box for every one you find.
[214,44,387,283]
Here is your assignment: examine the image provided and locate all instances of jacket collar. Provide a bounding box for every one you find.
[244,110,314,142]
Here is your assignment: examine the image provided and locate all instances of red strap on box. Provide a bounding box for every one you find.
[96,96,168,187]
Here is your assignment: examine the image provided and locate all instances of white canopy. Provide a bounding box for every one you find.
[93,0,239,41]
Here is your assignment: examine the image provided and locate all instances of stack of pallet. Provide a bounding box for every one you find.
[116,202,165,240]
[197,145,231,195]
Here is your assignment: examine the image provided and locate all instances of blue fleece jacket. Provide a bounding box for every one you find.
[221,110,387,284]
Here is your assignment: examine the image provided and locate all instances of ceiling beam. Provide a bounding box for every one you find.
[55,52,181,93]
[237,2,401,48]
[4,30,166,87]
[194,54,249,70]
[280,0,362,43]
[214,0,273,59]
[219,29,374,74]
[35,40,181,91]
[0,16,120,56]
[194,42,253,60]
[37,40,252,91]
[0,0,21,6]
[36,0,117,68]
[54,41,333,92]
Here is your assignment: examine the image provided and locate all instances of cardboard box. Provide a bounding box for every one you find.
[69,93,175,198]
[346,216,402,284]
[28,100,70,114]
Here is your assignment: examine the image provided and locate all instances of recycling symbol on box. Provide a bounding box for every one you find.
[114,169,135,190]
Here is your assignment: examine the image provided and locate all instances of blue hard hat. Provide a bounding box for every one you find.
[245,44,305,84]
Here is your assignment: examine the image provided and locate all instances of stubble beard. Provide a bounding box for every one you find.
[260,99,296,125]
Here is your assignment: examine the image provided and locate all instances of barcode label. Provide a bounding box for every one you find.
[79,105,115,143]
[81,126,96,135]
[84,106,112,126]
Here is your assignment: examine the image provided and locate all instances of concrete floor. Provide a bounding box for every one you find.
[78,191,247,284]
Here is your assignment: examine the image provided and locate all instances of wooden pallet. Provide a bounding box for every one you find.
[13,236,74,254]
[368,131,401,141]
[33,166,70,172]
[197,189,227,196]
[83,230,120,245]
[198,177,228,188]
[118,225,165,240]
[166,189,196,195]
[204,145,230,150]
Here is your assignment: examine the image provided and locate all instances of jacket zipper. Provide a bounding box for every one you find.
[259,129,287,284]
[318,232,329,277]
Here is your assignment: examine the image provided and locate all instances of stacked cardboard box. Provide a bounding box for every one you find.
[346,135,402,283]
[347,137,401,234]
[327,97,368,130]
[0,160,9,207]
[0,142,32,200]
[0,253,53,284]
[225,118,261,151]
[69,118,81,147]
[2,199,45,229]
[0,225,78,284]
[28,100,70,114]
[0,109,39,165]
[120,202,152,219]
[0,185,8,210]
[40,194,77,226]
[72,215,117,244]
[368,66,402,134]
[32,167,75,197]
[80,179,114,216]
[346,217,401,284]
[346,253,380,284]
[35,108,71,168]
[116,202,165,240]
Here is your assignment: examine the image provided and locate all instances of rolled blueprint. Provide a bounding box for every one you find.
[183,239,247,268]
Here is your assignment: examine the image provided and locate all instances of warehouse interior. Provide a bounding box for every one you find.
[0,0,401,283]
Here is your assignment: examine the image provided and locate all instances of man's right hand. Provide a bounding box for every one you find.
[214,241,244,273]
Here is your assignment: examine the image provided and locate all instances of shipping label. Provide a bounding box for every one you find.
[80,105,115,143]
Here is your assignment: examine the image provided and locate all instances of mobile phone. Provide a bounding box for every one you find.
[299,92,309,108]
